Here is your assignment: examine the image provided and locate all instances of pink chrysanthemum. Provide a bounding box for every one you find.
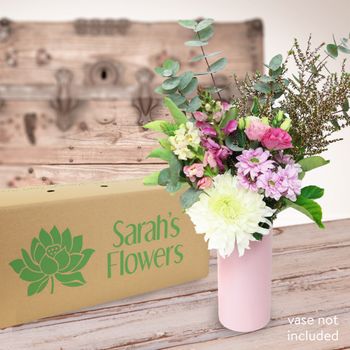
[236,148,275,179]
[256,164,302,201]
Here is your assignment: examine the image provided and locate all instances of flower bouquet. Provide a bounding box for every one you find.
[144,18,350,332]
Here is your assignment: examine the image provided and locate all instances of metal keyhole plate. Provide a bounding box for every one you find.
[89,61,119,85]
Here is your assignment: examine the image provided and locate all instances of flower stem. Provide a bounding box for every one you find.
[50,276,54,294]
[196,33,223,102]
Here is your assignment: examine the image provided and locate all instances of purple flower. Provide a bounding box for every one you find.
[236,148,275,179]
[222,119,238,135]
[256,164,302,201]
[274,151,295,166]
[237,172,259,192]
[256,170,283,200]
[202,138,232,171]
[196,121,217,137]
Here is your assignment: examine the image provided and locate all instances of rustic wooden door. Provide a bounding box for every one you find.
[0,18,263,188]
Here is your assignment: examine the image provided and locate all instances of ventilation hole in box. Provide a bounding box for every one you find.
[47,189,55,193]
[100,185,108,188]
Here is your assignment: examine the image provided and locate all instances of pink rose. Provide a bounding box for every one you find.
[193,111,207,122]
[245,119,270,141]
[197,176,213,190]
[261,128,293,150]
[183,163,204,182]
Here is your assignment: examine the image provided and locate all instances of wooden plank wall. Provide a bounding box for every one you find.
[0,19,263,187]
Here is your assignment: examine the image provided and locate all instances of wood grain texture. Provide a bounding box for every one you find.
[0,219,349,350]
[0,19,263,181]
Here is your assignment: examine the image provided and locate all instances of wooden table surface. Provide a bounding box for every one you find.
[0,219,349,350]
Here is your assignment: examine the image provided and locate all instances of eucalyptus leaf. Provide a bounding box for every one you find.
[197,25,214,41]
[162,77,181,90]
[208,58,227,73]
[178,19,197,30]
[189,51,222,62]
[339,45,350,54]
[185,40,208,47]
[169,93,187,106]
[326,44,338,58]
[158,168,170,186]
[195,18,214,32]
[186,96,202,112]
[181,77,198,95]
[180,187,203,209]
[179,72,194,90]
[163,59,180,75]
[225,135,244,152]
[254,81,271,94]
[269,54,283,71]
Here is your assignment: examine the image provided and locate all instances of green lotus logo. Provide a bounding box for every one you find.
[9,226,95,296]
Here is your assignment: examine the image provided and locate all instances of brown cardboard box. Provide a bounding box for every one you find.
[0,179,209,328]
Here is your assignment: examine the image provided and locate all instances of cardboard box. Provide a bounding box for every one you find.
[0,179,209,328]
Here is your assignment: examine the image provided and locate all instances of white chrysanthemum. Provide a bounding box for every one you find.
[169,122,201,160]
[186,172,274,257]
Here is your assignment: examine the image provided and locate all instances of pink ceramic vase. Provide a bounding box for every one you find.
[217,233,272,332]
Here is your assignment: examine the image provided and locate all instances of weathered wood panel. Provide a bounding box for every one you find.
[0,164,165,188]
[0,20,263,85]
[0,219,349,349]
[0,19,263,185]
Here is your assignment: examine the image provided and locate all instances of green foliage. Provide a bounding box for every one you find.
[180,187,203,209]
[147,148,173,162]
[208,58,227,73]
[143,171,160,186]
[300,186,324,199]
[143,120,178,136]
[196,26,214,41]
[155,59,180,78]
[326,44,338,58]
[298,156,330,172]
[185,40,208,47]
[268,54,283,71]
[179,72,194,90]
[164,97,188,125]
[178,19,197,30]
[284,197,324,228]
[220,107,239,128]
[187,96,202,112]
[162,77,181,90]
[9,227,94,296]
[189,51,222,62]
[195,18,214,32]
[181,77,198,95]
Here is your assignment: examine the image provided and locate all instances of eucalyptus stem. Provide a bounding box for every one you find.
[196,32,223,101]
